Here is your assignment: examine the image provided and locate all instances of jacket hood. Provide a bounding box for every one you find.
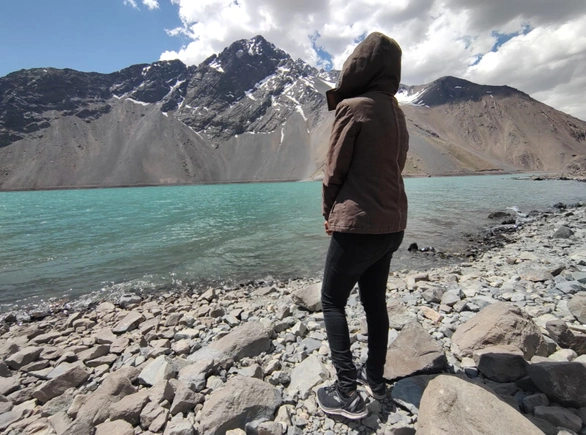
[326,32,402,111]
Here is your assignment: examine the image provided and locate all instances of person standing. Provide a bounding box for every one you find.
[316,32,409,420]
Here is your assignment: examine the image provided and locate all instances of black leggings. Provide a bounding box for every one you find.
[321,231,404,394]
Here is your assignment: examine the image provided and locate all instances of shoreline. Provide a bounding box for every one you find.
[0,203,585,433]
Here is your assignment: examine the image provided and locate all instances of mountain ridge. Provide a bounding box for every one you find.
[1,35,585,190]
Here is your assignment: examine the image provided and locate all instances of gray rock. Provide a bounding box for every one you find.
[178,359,215,392]
[288,355,329,399]
[108,390,149,425]
[291,283,322,312]
[0,376,20,396]
[391,374,438,414]
[112,311,145,334]
[518,266,554,283]
[387,299,417,330]
[528,361,586,407]
[553,226,574,239]
[41,387,77,416]
[148,379,175,404]
[523,393,549,414]
[417,375,544,435]
[188,321,270,365]
[556,281,585,295]
[451,302,545,359]
[473,345,528,382]
[545,320,586,356]
[33,364,90,403]
[140,401,169,432]
[440,291,461,307]
[78,345,110,362]
[198,376,282,435]
[383,322,447,382]
[421,287,444,304]
[5,346,43,369]
[568,294,586,324]
[257,421,284,435]
[170,383,203,415]
[163,416,196,435]
[119,293,142,308]
[534,406,582,433]
[95,419,135,435]
[138,355,176,386]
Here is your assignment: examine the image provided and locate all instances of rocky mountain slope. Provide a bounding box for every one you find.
[1,35,585,190]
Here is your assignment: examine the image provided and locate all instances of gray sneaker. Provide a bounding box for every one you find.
[357,365,386,400]
[316,383,368,420]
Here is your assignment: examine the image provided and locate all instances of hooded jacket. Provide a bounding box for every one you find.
[322,32,408,234]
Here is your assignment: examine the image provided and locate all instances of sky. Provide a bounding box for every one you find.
[1,0,585,121]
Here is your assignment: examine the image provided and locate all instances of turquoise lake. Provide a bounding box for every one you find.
[0,175,584,309]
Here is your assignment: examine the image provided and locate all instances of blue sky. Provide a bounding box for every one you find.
[0,0,186,77]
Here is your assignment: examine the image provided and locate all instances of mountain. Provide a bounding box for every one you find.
[1,35,585,190]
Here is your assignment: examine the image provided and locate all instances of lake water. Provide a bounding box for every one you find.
[0,175,584,310]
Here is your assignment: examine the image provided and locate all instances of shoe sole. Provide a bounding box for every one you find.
[316,396,368,420]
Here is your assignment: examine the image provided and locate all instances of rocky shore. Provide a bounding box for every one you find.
[1,204,586,435]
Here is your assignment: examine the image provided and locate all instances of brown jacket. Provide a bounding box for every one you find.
[322,32,409,234]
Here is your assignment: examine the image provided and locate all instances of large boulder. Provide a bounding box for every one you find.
[451,302,545,359]
[528,361,586,407]
[473,345,528,383]
[383,322,447,382]
[568,294,586,324]
[187,321,270,365]
[291,283,322,312]
[197,376,282,435]
[417,375,544,435]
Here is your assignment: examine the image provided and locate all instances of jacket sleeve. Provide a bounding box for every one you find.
[322,103,358,220]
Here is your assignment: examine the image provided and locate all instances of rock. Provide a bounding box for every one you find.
[188,321,270,365]
[390,374,437,414]
[33,364,90,403]
[0,376,20,396]
[95,419,135,435]
[451,302,545,359]
[553,226,574,239]
[198,376,282,435]
[5,346,43,369]
[291,283,322,312]
[170,383,203,415]
[568,294,586,324]
[420,307,443,323]
[148,380,175,404]
[473,345,528,382]
[440,291,461,307]
[94,328,118,345]
[178,359,215,392]
[534,406,582,433]
[417,375,544,435]
[545,320,586,356]
[387,299,417,330]
[118,293,142,308]
[163,416,195,435]
[140,401,169,432]
[528,361,586,407]
[112,311,145,334]
[257,421,284,435]
[421,287,444,303]
[518,266,554,282]
[288,355,329,399]
[78,345,110,362]
[139,356,175,386]
[108,390,149,425]
[523,393,550,414]
[383,322,447,382]
[549,349,577,362]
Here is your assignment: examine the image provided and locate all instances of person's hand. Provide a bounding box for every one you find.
[324,220,333,236]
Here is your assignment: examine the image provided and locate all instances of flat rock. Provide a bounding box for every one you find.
[451,302,545,359]
[95,419,135,435]
[0,376,20,396]
[417,375,544,435]
[164,416,196,435]
[383,322,447,382]
[518,266,554,283]
[288,355,329,399]
[534,406,583,433]
[139,355,175,386]
[33,364,89,403]
[528,361,586,407]
[188,321,270,365]
[112,311,145,334]
[568,294,586,324]
[473,345,528,382]
[5,346,43,370]
[291,283,322,312]
[387,299,417,330]
[198,376,282,435]
[391,374,438,414]
[109,390,149,425]
[545,320,586,356]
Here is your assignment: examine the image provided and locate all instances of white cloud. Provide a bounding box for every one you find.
[124,0,160,10]
[160,0,586,120]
